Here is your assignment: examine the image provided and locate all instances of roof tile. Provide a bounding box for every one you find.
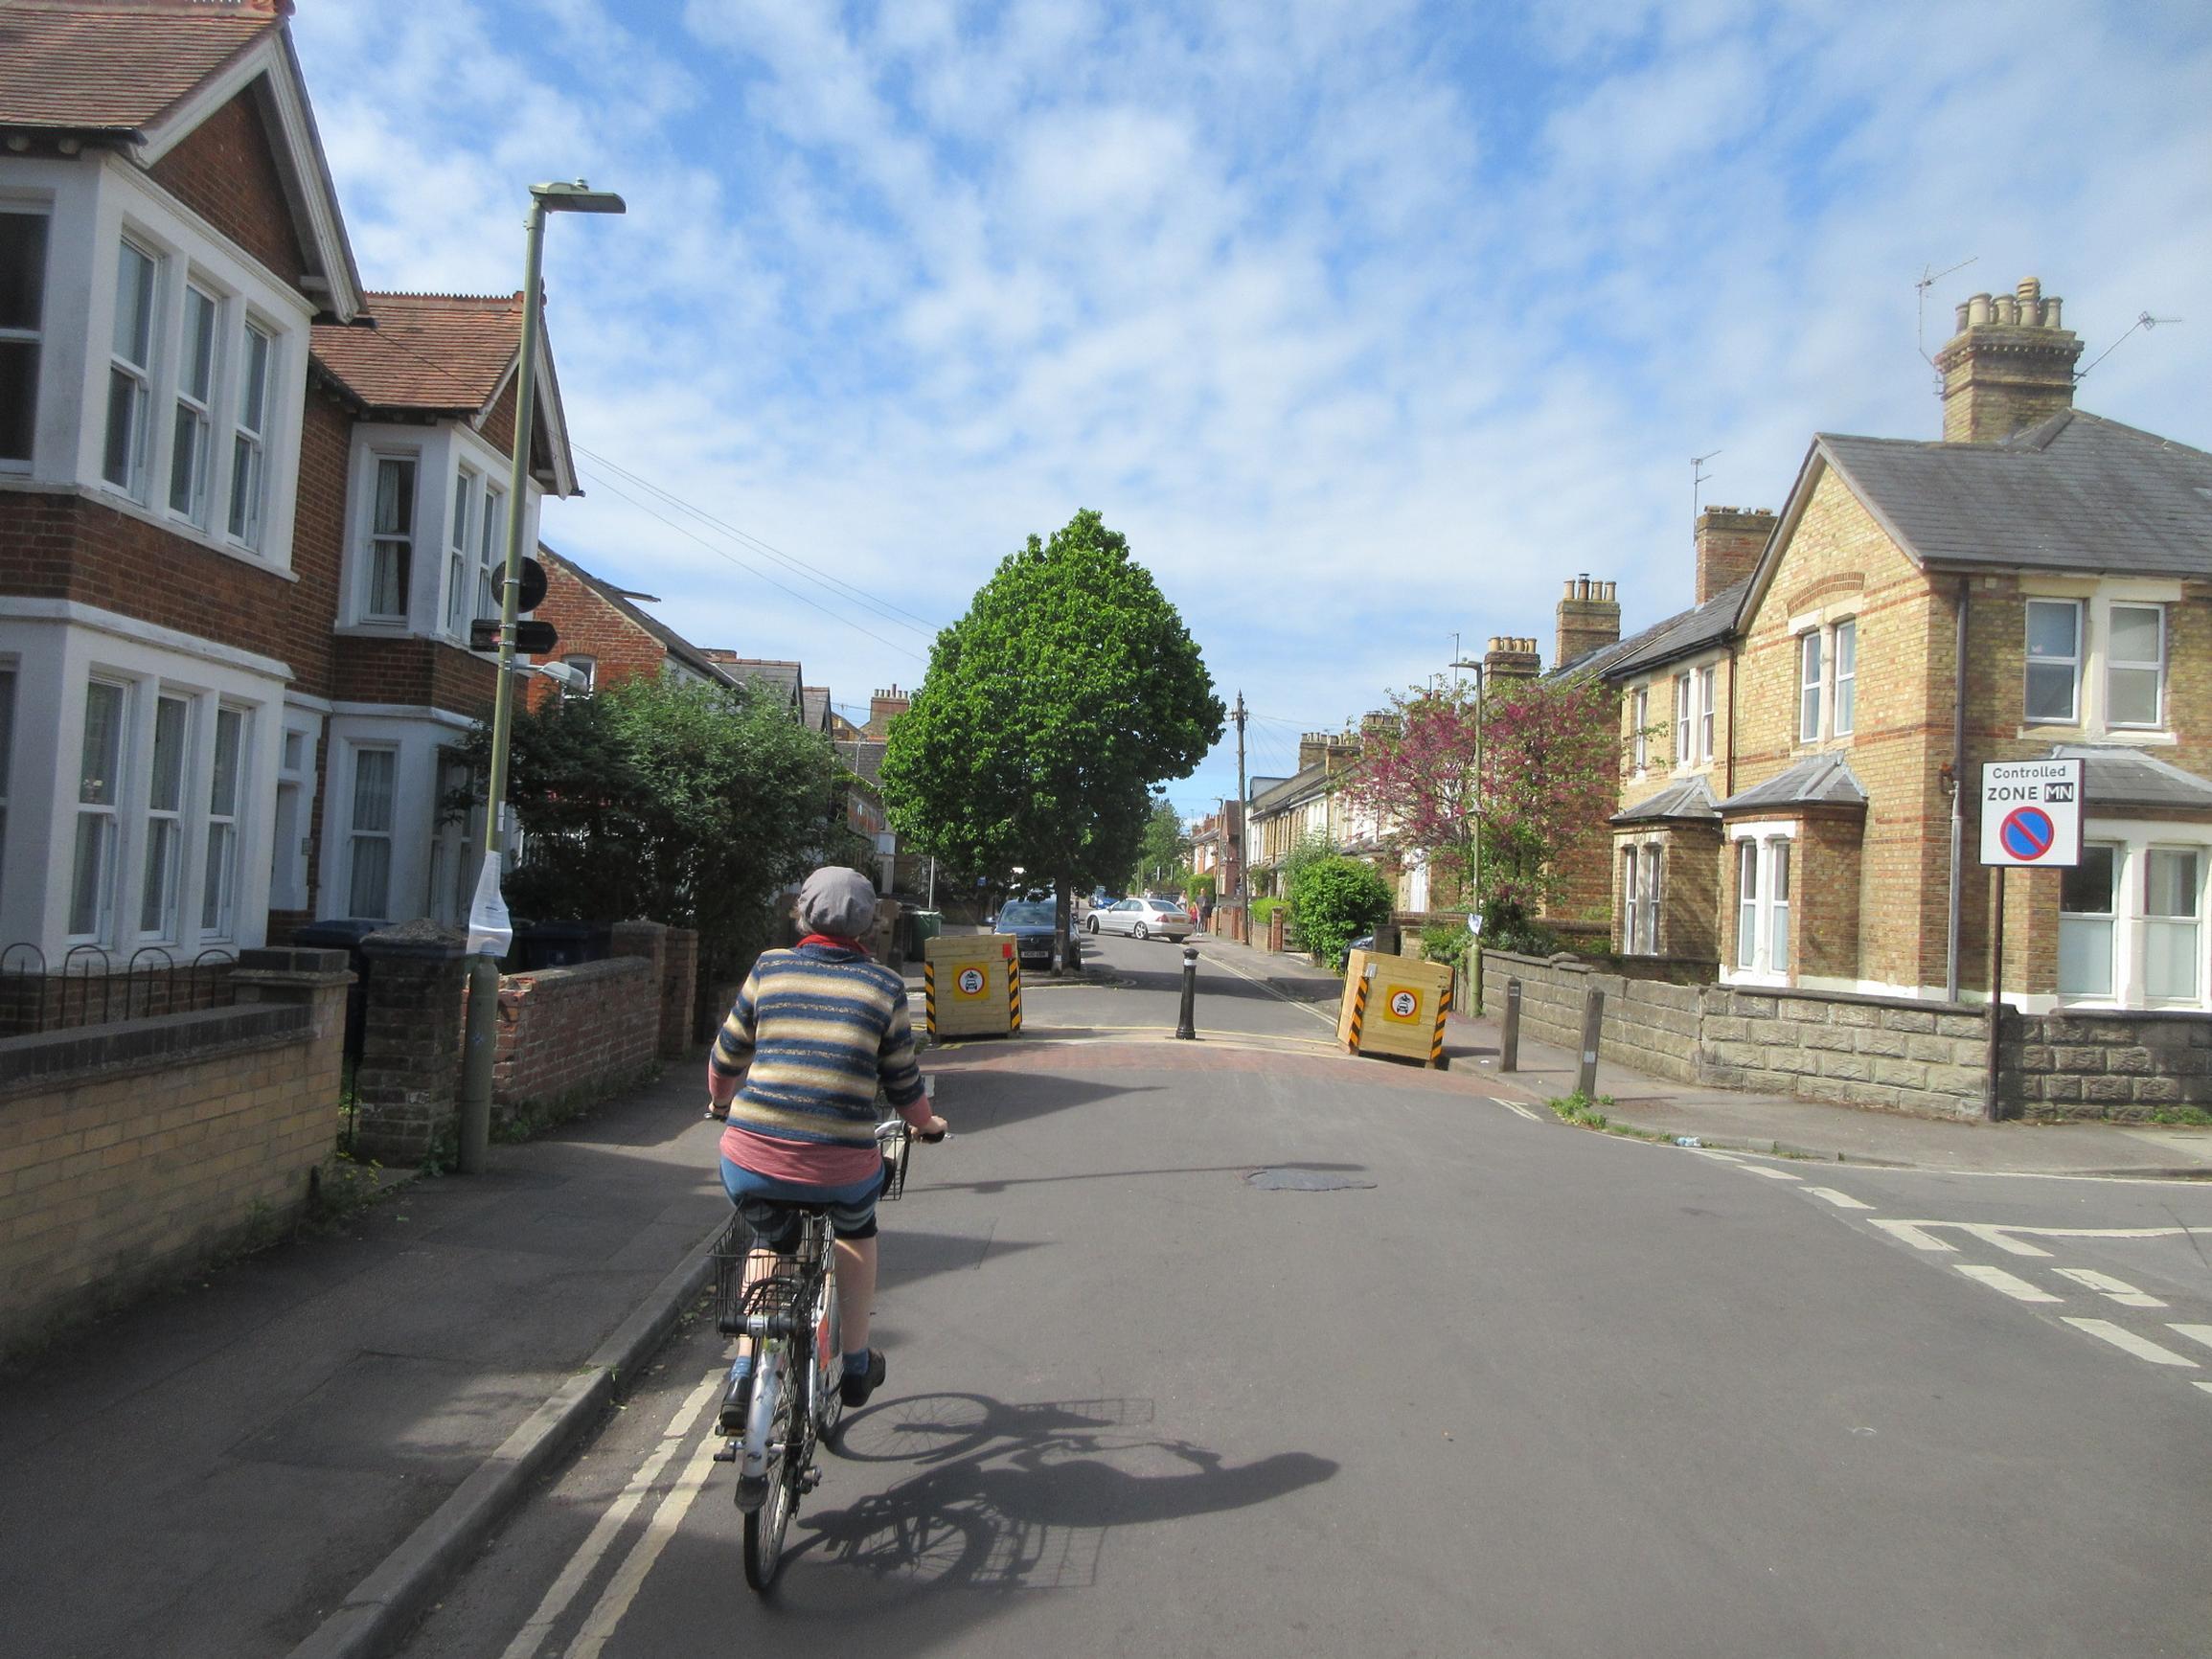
[0,2,278,131]
[310,291,523,412]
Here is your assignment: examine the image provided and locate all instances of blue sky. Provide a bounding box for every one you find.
[289,0,2212,820]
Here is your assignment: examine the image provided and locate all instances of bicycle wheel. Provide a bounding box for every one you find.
[741,1346,799,1591]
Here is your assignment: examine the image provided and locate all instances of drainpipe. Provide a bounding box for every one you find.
[1946,578,1969,1002]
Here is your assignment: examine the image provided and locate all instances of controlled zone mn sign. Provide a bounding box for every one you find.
[1979,759,2081,868]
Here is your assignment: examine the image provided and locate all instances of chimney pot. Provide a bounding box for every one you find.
[2017,276,2041,304]
[1936,276,2081,443]
[1968,292,1993,326]
[1995,294,2019,326]
[2045,296,2062,328]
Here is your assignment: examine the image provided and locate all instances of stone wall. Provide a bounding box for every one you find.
[0,949,349,1357]
[492,957,659,1121]
[1487,948,2021,1122]
[2012,1010,2212,1119]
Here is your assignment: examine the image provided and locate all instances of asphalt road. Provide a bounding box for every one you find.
[397,932,2212,1658]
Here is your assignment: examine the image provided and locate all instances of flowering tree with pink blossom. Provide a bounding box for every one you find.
[1342,673,1622,952]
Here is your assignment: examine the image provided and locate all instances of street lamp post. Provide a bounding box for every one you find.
[457,180,625,1175]
[1448,658,1486,1015]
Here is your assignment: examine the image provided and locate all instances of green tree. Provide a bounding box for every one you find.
[1130,791,1191,892]
[880,510,1224,963]
[463,676,872,983]
[1286,853,1394,971]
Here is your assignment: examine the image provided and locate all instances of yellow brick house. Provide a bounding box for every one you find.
[1704,279,2212,1011]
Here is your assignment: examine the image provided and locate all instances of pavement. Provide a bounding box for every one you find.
[8,933,2209,1659]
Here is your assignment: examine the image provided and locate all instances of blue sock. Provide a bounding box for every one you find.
[842,1349,872,1376]
[726,1354,752,1387]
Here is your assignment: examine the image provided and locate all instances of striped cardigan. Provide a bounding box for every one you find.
[712,943,925,1167]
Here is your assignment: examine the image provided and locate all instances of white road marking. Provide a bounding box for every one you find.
[1490,1097,1540,1122]
[1190,947,1339,1028]
[1689,1148,1745,1163]
[1807,1188,1873,1210]
[2165,1324,2212,1353]
[2196,1381,2212,1398]
[1955,1264,2063,1303]
[496,1370,722,1659]
[1955,1223,2051,1259]
[2062,1318,2200,1369]
[2054,1268,2166,1308]
[567,1430,726,1658]
[1737,1165,1802,1182]
[1871,1220,1957,1253]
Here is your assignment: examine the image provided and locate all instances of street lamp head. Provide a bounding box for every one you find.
[531,178,627,215]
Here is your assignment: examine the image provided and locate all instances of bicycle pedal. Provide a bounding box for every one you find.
[800,1466,823,1492]
[712,1443,738,1464]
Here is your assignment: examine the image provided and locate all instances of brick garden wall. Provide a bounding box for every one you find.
[1487,948,2059,1121]
[492,957,659,1120]
[0,952,348,1357]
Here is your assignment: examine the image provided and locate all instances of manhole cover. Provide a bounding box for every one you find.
[1244,1168,1375,1191]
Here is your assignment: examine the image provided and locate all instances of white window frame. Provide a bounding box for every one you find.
[1796,631,1823,743]
[199,704,247,940]
[1728,827,1795,985]
[2054,825,2212,1011]
[1697,666,1716,762]
[1623,841,1662,956]
[346,744,399,920]
[2105,602,2166,732]
[167,281,219,528]
[0,204,48,469]
[363,453,420,624]
[561,654,596,700]
[2023,598,2083,726]
[0,662,16,883]
[1630,685,1649,774]
[445,466,478,638]
[228,320,273,549]
[103,237,159,501]
[68,678,130,944]
[477,483,506,625]
[1673,673,1692,768]
[2058,841,2118,1004]
[1832,618,1857,737]
[136,692,192,942]
[2140,844,2201,1007]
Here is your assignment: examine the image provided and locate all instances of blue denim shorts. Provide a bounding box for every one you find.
[720,1156,886,1243]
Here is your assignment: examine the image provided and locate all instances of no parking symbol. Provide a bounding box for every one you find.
[1980,760,2082,868]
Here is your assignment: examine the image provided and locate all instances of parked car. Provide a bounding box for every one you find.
[992,899,1066,970]
[1334,931,1376,971]
[1086,897,1196,942]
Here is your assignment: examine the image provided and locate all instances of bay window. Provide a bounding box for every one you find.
[2058,845,2116,1000]
[2024,600,2082,724]
[200,707,245,938]
[445,467,478,636]
[0,207,47,466]
[1624,842,1661,955]
[2143,848,2201,1006]
[477,484,506,623]
[103,239,158,498]
[0,665,14,879]
[1735,834,1791,979]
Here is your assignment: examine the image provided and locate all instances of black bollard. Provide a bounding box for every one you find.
[1175,943,1198,1039]
[1500,976,1521,1072]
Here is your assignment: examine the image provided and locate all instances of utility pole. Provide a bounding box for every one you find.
[1233,691,1247,900]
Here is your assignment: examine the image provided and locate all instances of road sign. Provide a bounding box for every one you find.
[467,619,560,654]
[1980,759,2081,867]
[516,555,547,613]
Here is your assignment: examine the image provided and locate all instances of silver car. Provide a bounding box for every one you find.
[1085,897,1196,941]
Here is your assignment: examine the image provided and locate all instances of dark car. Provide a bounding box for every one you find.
[992,900,1074,970]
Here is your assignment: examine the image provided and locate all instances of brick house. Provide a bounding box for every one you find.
[1246,731,1359,893]
[1605,278,2212,1014]
[701,651,804,719]
[0,0,582,961]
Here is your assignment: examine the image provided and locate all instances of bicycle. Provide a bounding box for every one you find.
[712,1114,940,1590]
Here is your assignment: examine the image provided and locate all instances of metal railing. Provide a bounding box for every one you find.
[0,943,239,1038]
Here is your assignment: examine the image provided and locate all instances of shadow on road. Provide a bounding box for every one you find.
[928,1159,1370,1196]
[796,1392,1337,1591]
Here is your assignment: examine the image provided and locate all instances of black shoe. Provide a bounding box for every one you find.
[840,1350,886,1408]
[718,1371,750,1434]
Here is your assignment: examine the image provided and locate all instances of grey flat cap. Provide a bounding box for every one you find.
[798,866,878,939]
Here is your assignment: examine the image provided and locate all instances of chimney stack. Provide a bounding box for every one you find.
[1484,636,1541,683]
[866,685,910,738]
[1694,507,1774,604]
[1932,276,2082,443]
[1555,576,1620,670]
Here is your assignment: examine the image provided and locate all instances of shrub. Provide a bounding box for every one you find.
[1287,855,1394,971]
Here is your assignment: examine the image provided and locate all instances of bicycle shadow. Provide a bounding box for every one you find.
[787,1392,1337,1592]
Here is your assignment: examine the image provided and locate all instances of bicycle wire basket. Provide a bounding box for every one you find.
[713,1214,809,1335]
[878,1120,914,1203]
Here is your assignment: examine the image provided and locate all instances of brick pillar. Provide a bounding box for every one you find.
[610,920,672,1061]
[661,928,699,1057]
[353,920,467,1165]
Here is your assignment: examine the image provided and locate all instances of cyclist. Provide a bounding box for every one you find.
[707,866,946,1429]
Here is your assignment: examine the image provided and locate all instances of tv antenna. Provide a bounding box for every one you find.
[2077,310,2184,382]
[1692,449,1722,518]
[1915,256,1979,372]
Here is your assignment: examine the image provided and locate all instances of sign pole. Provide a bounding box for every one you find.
[1985,867,2006,1123]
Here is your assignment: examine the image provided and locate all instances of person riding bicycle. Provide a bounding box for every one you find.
[707,866,946,1429]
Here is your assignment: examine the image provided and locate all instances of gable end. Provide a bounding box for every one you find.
[146,84,303,297]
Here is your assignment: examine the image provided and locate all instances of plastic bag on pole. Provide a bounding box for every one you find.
[466,852,513,957]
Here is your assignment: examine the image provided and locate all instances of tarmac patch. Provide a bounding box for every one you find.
[1244,1168,1376,1192]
